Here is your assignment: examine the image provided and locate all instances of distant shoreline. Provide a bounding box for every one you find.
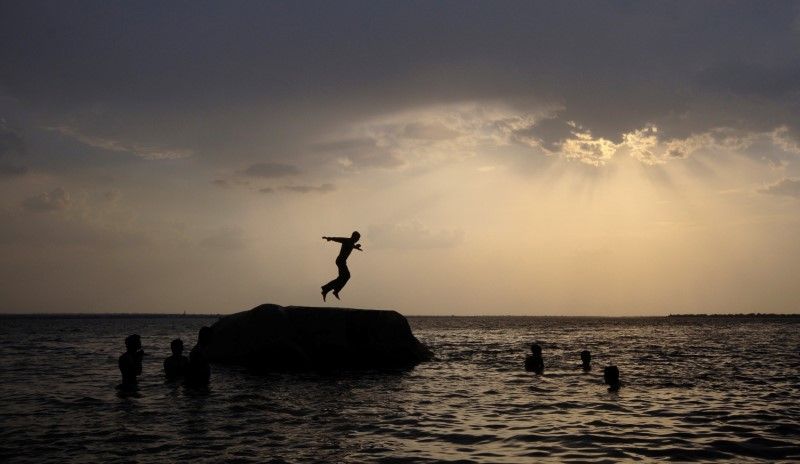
[0,313,222,319]
[0,312,797,319]
[666,313,800,318]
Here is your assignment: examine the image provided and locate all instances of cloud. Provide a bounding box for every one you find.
[560,133,617,166]
[512,117,575,152]
[281,183,335,194]
[759,178,800,198]
[511,119,618,166]
[697,62,800,100]
[21,188,71,212]
[332,105,708,168]
[257,184,334,194]
[0,120,26,157]
[1,2,800,175]
[0,208,149,249]
[369,221,464,249]
[0,164,28,178]
[313,105,536,170]
[0,120,28,178]
[241,162,300,178]
[50,125,192,160]
[312,137,404,169]
[212,178,251,189]
[402,122,462,141]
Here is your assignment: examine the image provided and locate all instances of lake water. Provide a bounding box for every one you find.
[1,315,799,463]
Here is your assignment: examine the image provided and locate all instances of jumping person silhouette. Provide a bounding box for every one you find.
[321,231,362,301]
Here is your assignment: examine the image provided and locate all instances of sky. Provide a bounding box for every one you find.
[1,1,799,315]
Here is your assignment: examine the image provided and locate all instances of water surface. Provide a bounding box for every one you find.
[1,315,799,462]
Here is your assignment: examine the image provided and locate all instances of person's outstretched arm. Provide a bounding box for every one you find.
[322,236,348,243]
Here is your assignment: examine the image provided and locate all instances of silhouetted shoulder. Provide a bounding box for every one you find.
[525,355,544,374]
[164,355,189,379]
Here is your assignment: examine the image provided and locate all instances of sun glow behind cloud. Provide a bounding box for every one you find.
[2,95,799,314]
[1,2,799,314]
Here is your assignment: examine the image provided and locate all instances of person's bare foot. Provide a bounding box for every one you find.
[332,290,340,300]
[321,287,328,301]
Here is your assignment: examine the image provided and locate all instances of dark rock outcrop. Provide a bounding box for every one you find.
[204,304,432,371]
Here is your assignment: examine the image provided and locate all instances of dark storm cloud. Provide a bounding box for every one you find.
[1,1,799,169]
[241,162,300,178]
[697,63,800,100]
[759,178,800,198]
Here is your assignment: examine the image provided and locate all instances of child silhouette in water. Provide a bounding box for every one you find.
[321,231,362,301]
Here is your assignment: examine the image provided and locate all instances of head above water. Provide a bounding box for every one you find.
[351,231,360,242]
[581,350,591,364]
[125,334,141,352]
[170,338,184,355]
[530,343,542,356]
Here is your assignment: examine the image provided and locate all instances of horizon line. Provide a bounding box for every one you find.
[1,311,798,318]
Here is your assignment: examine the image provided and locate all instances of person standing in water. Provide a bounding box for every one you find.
[580,350,592,372]
[321,231,362,301]
[525,343,544,374]
[163,338,190,380]
[118,334,144,389]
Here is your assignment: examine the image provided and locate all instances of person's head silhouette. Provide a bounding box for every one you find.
[170,338,184,356]
[125,334,141,354]
[581,350,592,370]
[351,231,361,242]
[530,343,542,356]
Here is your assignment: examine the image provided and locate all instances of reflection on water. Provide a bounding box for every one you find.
[1,316,799,462]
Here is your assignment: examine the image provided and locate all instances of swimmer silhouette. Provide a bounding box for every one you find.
[163,338,189,379]
[525,343,544,374]
[118,334,143,389]
[604,365,621,391]
[321,231,362,301]
[581,350,592,372]
[186,327,212,386]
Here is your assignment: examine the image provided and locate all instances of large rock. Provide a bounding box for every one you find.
[204,304,433,371]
